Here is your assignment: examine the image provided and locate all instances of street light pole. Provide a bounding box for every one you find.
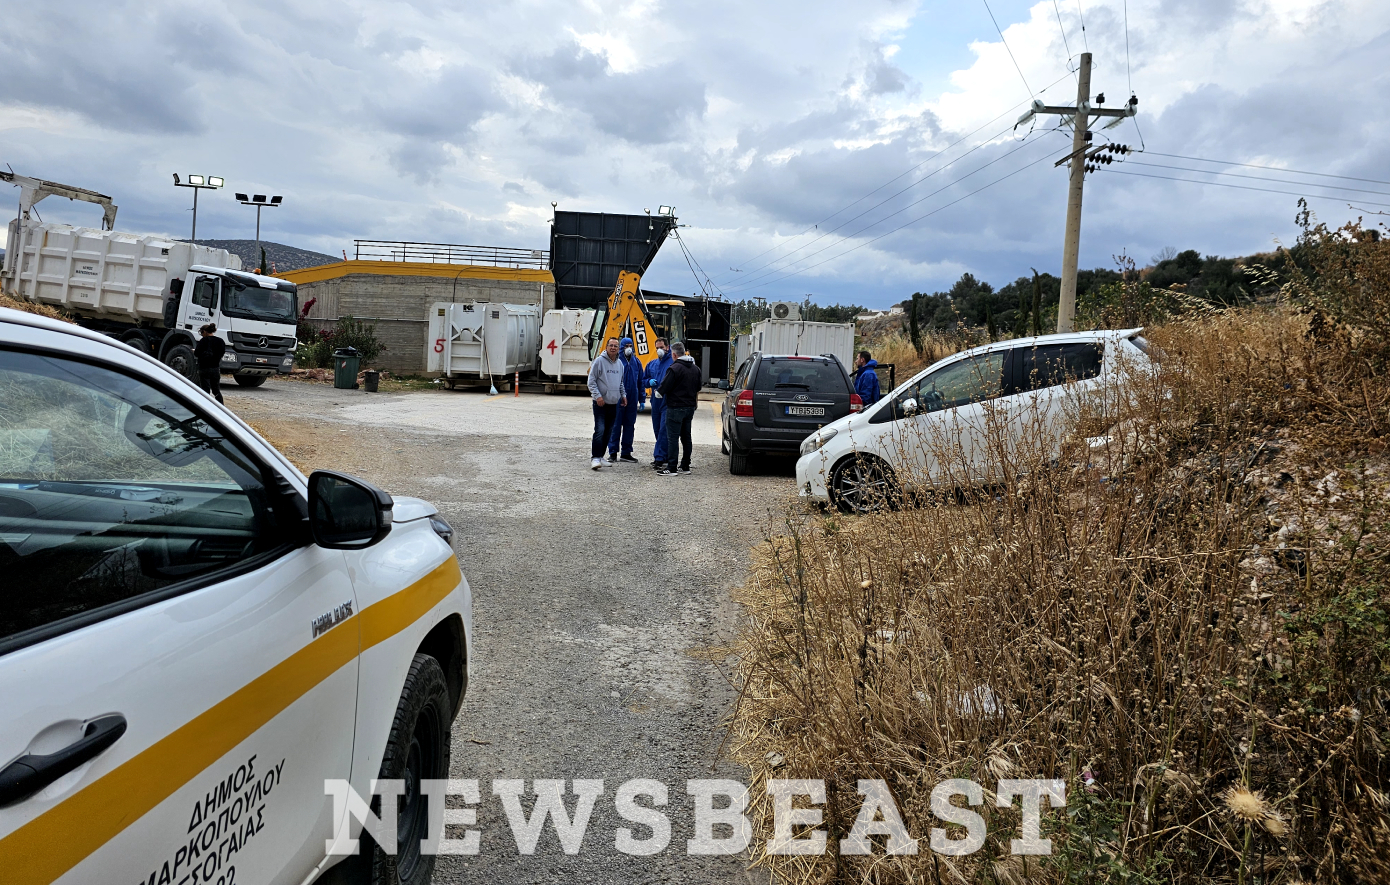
[172,174,224,241]
[235,193,283,272]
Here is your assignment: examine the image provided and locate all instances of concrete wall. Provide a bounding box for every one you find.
[293,267,555,374]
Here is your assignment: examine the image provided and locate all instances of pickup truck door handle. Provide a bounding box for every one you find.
[0,715,128,807]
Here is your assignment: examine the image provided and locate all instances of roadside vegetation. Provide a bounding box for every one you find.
[731,216,1389,883]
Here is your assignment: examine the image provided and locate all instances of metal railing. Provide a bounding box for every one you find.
[353,240,549,269]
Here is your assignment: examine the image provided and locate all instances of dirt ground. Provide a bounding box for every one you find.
[226,378,792,884]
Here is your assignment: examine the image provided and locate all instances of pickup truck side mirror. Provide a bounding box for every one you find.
[309,470,393,549]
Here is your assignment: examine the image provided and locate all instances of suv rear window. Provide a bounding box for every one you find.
[753,359,848,393]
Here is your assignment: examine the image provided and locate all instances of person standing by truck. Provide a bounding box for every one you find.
[657,341,702,476]
[853,350,881,407]
[194,323,226,404]
[587,336,627,470]
[643,337,673,469]
[606,336,643,463]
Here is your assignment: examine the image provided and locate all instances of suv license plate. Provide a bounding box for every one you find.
[786,405,825,416]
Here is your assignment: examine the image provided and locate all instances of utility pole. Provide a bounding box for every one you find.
[1014,54,1138,332]
[1057,53,1092,333]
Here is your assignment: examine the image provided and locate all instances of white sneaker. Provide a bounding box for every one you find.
[591,457,603,470]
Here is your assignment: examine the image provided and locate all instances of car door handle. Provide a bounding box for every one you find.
[0,715,127,807]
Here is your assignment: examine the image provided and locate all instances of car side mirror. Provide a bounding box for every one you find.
[901,397,918,416]
[717,380,730,390]
[309,470,393,549]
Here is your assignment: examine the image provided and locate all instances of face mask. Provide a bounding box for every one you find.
[624,347,634,356]
[656,347,666,357]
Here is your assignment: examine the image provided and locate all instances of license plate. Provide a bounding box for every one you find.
[785,405,825,416]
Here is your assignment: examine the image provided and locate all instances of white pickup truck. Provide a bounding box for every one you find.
[0,306,473,885]
[1,171,299,388]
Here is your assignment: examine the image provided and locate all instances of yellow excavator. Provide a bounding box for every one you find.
[586,269,685,369]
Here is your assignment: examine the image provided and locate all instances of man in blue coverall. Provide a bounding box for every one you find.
[853,350,881,407]
[607,336,643,462]
[642,337,673,469]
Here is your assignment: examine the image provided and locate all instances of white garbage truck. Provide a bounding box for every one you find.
[0,171,299,387]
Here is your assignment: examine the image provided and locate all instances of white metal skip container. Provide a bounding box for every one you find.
[427,302,540,382]
[538,308,596,381]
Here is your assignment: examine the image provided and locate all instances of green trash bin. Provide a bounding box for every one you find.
[333,347,361,389]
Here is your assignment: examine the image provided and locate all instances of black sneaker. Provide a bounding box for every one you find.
[619,454,639,463]
[657,466,678,476]
[678,466,691,475]
[606,452,617,463]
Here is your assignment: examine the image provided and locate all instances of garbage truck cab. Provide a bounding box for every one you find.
[167,266,299,387]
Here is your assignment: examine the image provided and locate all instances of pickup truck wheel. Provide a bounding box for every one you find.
[729,445,750,476]
[372,653,452,885]
[163,344,199,383]
[232,374,267,388]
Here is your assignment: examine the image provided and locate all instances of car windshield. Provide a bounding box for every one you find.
[754,359,847,393]
[220,275,298,324]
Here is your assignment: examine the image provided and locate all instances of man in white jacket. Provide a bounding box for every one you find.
[586,337,627,470]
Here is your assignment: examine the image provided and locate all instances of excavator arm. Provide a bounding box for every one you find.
[587,270,660,369]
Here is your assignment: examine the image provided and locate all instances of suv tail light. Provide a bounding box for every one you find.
[735,390,754,418]
[850,393,863,412]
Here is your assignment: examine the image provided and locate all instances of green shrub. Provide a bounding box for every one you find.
[294,316,385,368]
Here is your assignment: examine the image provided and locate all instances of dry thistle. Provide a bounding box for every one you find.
[1223,786,1273,823]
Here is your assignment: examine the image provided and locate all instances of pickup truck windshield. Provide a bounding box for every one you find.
[220,277,298,324]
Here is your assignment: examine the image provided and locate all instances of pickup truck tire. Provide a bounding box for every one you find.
[232,374,267,388]
[372,653,452,885]
[163,344,199,384]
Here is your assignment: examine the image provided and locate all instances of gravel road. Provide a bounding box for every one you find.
[226,379,792,884]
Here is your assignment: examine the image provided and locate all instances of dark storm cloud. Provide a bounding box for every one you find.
[515,44,706,144]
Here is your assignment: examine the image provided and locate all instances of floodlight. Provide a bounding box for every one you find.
[659,205,672,215]
[189,175,205,186]
[235,192,249,201]
[270,195,282,204]
[253,194,266,203]
[172,173,181,185]
[208,176,224,187]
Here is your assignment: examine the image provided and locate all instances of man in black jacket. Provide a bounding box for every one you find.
[656,341,702,475]
[193,323,227,404]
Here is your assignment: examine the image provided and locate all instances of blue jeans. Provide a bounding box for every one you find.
[650,398,668,463]
[591,402,618,459]
[664,406,695,470]
[608,397,638,455]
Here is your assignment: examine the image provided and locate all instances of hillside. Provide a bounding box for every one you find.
[189,239,339,273]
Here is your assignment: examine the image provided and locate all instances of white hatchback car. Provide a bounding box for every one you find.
[0,307,472,885]
[796,330,1156,511]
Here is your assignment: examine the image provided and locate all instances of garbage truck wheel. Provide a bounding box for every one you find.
[233,374,267,388]
[164,344,199,383]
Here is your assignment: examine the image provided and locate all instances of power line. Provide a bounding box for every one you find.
[982,0,1034,98]
[673,230,726,299]
[1123,0,1133,96]
[1075,0,1090,51]
[724,122,1029,285]
[1051,0,1075,73]
[1102,168,1390,209]
[726,134,1053,292]
[718,70,1075,282]
[1141,151,1390,187]
[1125,159,1390,198]
[731,146,1070,294]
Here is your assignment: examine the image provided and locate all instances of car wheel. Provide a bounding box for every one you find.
[233,374,267,388]
[720,433,730,455]
[831,456,896,513]
[163,343,199,383]
[729,443,751,475]
[351,654,452,885]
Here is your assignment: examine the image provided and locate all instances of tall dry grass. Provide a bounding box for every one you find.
[732,306,1389,884]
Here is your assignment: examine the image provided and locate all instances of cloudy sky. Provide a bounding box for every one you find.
[4,0,1388,308]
